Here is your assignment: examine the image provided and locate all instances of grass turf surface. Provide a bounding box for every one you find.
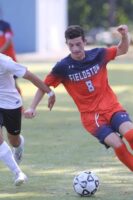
[0,59,133,200]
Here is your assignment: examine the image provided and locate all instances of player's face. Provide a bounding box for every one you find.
[66,36,86,60]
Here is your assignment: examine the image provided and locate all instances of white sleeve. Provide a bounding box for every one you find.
[0,54,27,77]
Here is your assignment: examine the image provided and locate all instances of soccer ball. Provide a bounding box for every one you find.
[73,171,99,197]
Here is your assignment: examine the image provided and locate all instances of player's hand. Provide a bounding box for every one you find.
[117,25,128,36]
[48,93,56,110]
[24,108,36,118]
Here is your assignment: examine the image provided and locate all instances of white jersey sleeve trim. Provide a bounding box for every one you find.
[0,53,27,77]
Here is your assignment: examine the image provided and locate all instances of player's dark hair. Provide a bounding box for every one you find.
[65,25,85,41]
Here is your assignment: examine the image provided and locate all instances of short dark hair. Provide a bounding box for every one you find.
[65,25,85,41]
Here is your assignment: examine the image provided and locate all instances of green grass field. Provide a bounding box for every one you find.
[0,58,133,200]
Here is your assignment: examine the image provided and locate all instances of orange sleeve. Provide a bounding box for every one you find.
[44,73,62,88]
[105,46,117,63]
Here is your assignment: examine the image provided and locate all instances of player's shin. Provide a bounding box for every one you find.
[114,143,133,171]
[123,129,133,150]
[0,141,21,175]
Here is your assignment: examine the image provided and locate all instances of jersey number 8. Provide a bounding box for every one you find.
[85,80,94,92]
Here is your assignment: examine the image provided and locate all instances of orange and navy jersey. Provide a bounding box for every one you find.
[44,47,124,113]
[0,20,16,61]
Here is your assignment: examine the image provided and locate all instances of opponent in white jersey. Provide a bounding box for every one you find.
[0,53,55,186]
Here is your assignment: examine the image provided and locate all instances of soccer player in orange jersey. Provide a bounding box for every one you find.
[0,19,16,60]
[0,19,22,94]
[24,24,133,172]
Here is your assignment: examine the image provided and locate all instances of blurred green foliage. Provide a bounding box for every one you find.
[68,0,133,31]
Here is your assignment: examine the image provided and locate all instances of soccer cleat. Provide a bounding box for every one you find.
[13,135,24,164]
[14,172,28,186]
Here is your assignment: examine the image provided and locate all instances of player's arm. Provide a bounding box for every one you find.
[24,88,55,118]
[23,70,55,110]
[24,88,46,118]
[24,65,62,118]
[116,24,130,56]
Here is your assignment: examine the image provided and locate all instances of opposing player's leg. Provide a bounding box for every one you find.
[4,107,24,164]
[14,171,27,186]
[0,127,27,185]
[0,108,27,185]
[9,134,24,164]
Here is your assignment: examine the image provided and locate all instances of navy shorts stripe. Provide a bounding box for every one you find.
[95,125,113,147]
[95,111,131,147]
[111,111,131,132]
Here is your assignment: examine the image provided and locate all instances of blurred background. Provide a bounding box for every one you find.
[0,0,133,57]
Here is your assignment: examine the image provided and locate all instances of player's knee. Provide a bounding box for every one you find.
[7,133,21,147]
[104,132,124,148]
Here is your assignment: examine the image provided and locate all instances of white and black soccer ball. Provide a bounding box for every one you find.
[73,171,99,197]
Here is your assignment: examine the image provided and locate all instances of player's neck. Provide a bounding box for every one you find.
[71,52,85,61]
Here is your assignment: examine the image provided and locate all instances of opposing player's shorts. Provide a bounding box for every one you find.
[0,107,21,135]
[81,109,132,146]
